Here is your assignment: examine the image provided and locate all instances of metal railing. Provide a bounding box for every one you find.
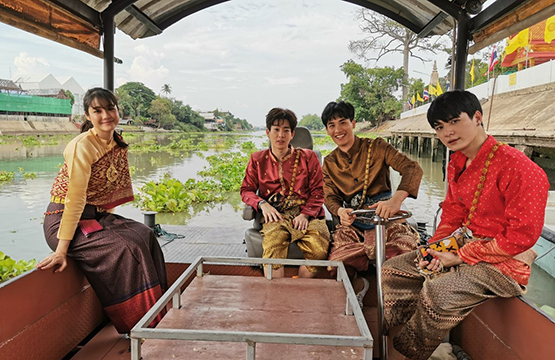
[130,257,373,360]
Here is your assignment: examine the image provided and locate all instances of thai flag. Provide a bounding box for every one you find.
[486,47,499,74]
[423,88,429,101]
[407,99,412,110]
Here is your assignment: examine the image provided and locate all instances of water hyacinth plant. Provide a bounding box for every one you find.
[0,252,36,283]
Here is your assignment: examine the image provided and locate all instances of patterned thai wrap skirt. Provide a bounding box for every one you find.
[329,222,420,272]
[43,202,168,333]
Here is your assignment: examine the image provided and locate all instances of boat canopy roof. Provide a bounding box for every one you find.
[1,0,555,59]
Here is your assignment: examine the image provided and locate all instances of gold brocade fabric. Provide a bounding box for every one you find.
[51,146,133,209]
[261,215,330,273]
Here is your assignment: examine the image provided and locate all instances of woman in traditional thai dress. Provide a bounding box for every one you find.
[37,87,167,333]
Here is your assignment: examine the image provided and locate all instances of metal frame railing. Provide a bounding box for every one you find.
[130,257,373,360]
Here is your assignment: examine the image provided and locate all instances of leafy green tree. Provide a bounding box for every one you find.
[117,82,156,119]
[169,99,204,130]
[299,114,323,130]
[115,88,134,118]
[339,60,404,126]
[63,90,74,107]
[161,84,172,97]
[148,97,173,129]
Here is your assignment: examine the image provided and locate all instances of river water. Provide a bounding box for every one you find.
[1,131,554,308]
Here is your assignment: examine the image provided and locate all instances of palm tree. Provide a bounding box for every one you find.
[161,84,172,97]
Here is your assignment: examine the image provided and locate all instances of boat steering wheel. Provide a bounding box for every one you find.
[350,209,412,223]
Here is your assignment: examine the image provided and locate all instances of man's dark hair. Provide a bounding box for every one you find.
[427,90,482,128]
[266,108,297,131]
[321,101,355,127]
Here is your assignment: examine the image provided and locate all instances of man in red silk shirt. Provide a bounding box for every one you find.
[382,90,549,360]
[240,108,330,278]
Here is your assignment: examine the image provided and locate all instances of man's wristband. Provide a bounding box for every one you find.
[258,200,267,210]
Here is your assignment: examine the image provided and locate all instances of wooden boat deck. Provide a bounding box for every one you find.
[140,274,366,359]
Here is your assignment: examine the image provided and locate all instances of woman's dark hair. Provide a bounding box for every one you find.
[321,101,355,127]
[81,87,128,148]
[265,108,297,131]
[427,90,482,128]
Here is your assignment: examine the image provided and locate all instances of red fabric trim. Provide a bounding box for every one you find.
[104,285,165,333]
[102,195,135,209]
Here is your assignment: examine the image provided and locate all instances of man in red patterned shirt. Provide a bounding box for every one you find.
[241,108,330,278]
[381,90,549,360]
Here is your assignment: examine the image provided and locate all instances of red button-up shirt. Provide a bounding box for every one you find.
[432,135,549,285]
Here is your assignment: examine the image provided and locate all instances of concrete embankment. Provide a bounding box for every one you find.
[382,83,555,157]
[0,120,79,136]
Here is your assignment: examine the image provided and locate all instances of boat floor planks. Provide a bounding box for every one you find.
[140,274,366,359]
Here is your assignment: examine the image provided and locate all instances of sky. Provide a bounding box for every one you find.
[0,0,455,127]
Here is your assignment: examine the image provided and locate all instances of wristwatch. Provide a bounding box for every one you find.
[258,200,267,210]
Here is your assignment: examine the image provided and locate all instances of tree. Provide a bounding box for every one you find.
[161,84,172,97]
[63,90,74,107]
[117,82,156,119]
[171,99,205,130]
[349,9,444,109]
[148,97,174,129]
[339,60,404,126]
[299,114,323,131]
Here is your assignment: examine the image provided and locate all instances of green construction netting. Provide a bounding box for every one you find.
[0,93,72,115]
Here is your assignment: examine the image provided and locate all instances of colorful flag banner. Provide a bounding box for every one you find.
[470,58,475,83]
[417,92,424,102]
[407,99,412,110]
[423,88,429,100]
[505,29,529,55]
[436,80,443,96]
[411,94,416,105]
[429,84,436,96]
[545,16,555,44]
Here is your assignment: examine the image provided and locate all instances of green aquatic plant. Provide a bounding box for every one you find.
[0,251,36,283]
[198,152,249,192]
[0,171,15,184]
[135,174,226,212]
[23,172,37,180]
[135,142,257,212]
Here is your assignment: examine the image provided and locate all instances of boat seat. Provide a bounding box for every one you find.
[243,126,321,259]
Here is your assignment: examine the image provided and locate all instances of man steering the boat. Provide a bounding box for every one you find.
[240,108,330,278]
[321,100,423,308]
[382,90,549,360]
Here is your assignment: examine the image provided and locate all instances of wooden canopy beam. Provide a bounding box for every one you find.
[470,0,555,54]
[0,0,103,58]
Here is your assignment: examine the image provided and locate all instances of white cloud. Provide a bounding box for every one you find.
[13,52,50,75]
[265,77,302,85]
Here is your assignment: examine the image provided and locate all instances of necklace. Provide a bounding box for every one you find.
[462,141,505,233]
[106,146,119,182]
[357,138,375,210]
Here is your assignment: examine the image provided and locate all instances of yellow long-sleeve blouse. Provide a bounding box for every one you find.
[50,128,134,241]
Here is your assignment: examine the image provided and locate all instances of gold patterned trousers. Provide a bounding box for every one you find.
[261,217,330,273]
[328,222,419,272]
[382,251,525,360]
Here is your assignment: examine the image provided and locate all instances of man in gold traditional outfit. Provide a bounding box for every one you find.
[241,108,330,278]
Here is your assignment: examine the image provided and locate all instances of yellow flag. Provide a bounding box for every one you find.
[429,84,436,96]
[436,80,443,96]
[411,94,416,105]
[545,16,555,44]
[505,28,530,55]
[417,92,424,102]
[470,58,475,83]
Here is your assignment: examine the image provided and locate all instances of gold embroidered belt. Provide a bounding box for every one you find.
[51,195,65,204]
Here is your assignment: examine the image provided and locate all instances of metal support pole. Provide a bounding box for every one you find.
[246,340,256,359]
[102,12,115,91]
[375,219,387,360]
[454,17,469,90]
[131,338,141,360]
